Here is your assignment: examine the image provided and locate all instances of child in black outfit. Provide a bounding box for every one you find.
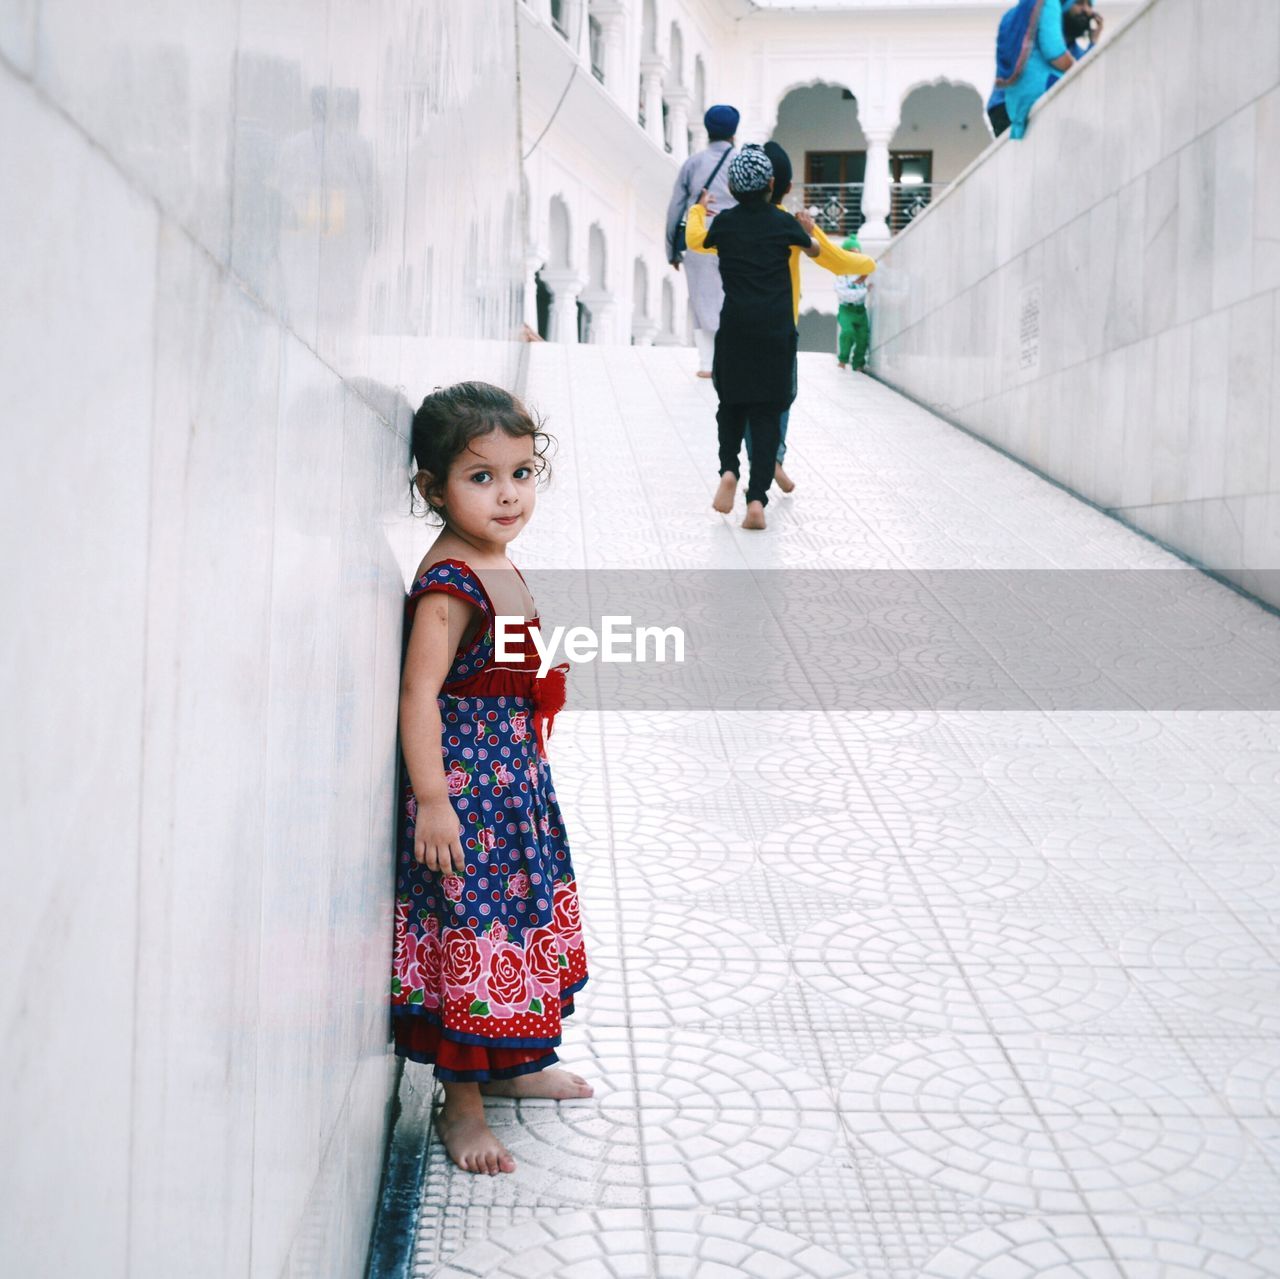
[684,143,821,531]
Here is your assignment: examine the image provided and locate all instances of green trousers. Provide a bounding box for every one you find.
[837,303,870,369]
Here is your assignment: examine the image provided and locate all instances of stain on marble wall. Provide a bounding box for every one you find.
[0,2,524,1276]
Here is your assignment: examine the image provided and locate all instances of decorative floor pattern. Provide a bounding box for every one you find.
[393,347,1280,1277]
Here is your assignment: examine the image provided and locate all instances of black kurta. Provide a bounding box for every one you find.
[703,201,810,405]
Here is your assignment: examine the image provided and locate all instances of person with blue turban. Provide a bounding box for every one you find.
[665,105,740,376]
[992,0,1084,139]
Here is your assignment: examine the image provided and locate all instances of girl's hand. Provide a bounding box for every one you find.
[413,801,467,874]
[795,209,817,235]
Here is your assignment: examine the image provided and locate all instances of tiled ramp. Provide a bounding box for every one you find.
[391,346,1280,1278]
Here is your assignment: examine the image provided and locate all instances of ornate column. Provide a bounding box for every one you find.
[523,248,545,333]
[689,119,708,153]
[631,316,659,346]
[860,127,894,246]
[572,0,592,63]
[580,288,616,344]
[640,54,666,147]
[592,1,626,97]
[665,87,692,164]
[541,269,585,344]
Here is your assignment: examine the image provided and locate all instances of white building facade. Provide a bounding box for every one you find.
[517,0,1136,347]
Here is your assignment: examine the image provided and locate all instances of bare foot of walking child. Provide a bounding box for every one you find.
[712,471,737,513]
[774,461,795,493]
[742,500,767,530]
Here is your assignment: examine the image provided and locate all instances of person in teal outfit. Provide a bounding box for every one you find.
[997,0,1079,139]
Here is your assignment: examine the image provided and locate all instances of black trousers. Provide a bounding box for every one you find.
[988,103,1010,137]
[717,402,785,506]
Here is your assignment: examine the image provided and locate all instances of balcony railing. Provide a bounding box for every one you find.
[890,182,940,233]
[798,181,946,237]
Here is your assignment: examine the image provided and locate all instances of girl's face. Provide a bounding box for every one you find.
[438,427,538,545]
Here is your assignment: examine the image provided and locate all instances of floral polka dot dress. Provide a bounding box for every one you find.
[391,558,588,1081]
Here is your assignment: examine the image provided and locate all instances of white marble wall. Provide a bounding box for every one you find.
[870,0,1280,606]
[0,2,523,1276]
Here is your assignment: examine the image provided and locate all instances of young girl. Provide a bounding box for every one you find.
[391,381,591,1177]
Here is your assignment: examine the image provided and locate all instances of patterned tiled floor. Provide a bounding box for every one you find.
[395,346,1280,1278]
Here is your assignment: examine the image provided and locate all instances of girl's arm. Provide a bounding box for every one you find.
[400,592,480,873]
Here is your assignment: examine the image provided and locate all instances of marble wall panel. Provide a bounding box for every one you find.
[5,0,524,1274]
[1211,104,1257,314]
[0,0,36,71]
[36,0,239,262]
[1173,124,1216,328]
[1256,86,1280,296]
[1195,0,1280,138]
[129,224,280,1276]
[251,334,348,1277]
[871,0,1280,603]
[0,65,157,1278]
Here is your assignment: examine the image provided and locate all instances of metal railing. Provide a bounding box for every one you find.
[797,182,945,237]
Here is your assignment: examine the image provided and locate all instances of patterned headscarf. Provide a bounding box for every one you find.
[727,143,774,197]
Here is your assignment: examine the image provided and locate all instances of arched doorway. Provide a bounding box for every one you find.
[889,82,988,232]
[771,83,867,238]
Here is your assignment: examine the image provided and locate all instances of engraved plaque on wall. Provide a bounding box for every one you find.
[1018,282,1042,374]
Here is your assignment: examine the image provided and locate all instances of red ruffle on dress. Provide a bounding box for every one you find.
[390,559,588,1082]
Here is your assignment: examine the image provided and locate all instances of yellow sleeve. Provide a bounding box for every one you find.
[788,245,802,325]
[812,225,876,276]
[684,203,717,256]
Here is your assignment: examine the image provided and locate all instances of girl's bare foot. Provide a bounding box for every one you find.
[696,370,713,379]
[774,462,795,493]
[712,472,737,513]
[480,1068,594,1100]
[742,501,766,530]
[438,1086,517,1175]
[837,360,847,368]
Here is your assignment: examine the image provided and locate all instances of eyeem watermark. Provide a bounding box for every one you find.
[496,615,686,677]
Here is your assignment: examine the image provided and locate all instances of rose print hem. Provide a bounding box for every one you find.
[399,1044,561,1084]
[393,983,584,1081]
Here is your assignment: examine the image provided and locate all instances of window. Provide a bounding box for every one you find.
[550,0,567,38]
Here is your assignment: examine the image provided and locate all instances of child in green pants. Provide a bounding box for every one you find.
[835,234,871,372]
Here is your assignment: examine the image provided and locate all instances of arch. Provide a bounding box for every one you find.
[891,80,990,184]
[771,82,867,232]
[668,21,684,88]
[694,55,706,116]
[548,195,572,269]
[588,224,607,290]
[894,72,991,117]
[632,257,649,320]
[770,78,864,140]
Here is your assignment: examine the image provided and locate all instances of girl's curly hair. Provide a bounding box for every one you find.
[409,381,553,523]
